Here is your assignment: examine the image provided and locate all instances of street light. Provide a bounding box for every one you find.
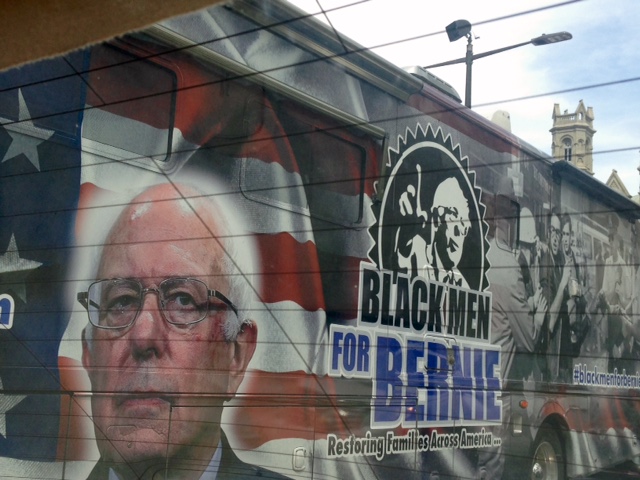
[424,20,572,108]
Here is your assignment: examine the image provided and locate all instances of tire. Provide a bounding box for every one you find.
[530,427,565,480]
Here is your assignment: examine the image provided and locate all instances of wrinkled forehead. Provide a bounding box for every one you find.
[97,196,229,279]
[99,233,222,263]
[111,197,220,243]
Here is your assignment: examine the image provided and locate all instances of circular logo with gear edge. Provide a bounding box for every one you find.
[370,124,489,292]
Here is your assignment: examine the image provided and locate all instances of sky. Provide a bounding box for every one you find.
[288,0,640,196]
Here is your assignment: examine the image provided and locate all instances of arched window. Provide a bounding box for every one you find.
[563,138,572,161]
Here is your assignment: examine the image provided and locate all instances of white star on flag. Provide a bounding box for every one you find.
[1,89,54,171]
[0,234,43,302]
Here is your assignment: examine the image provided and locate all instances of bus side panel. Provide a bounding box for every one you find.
[1,3,640,480]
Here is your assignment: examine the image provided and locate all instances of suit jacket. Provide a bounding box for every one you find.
[87,431,287,480]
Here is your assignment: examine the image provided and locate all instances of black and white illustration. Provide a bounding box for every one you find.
[374,124,489,292]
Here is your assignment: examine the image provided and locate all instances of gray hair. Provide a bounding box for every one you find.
[199,192,252,341]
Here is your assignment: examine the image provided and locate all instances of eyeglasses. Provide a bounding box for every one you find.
[549,226,560,236]
[437,206,471,237]
[77,277,237,330]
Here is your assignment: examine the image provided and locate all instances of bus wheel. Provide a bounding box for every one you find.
[531,429,565,480]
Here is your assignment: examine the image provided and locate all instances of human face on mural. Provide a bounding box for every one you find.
[432,177,470,271]
[562,222,572,255]
[81,185,256,473]
[549,214,561,256]
[435,206,470,269]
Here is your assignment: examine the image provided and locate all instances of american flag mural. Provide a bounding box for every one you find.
[0,51,84,473]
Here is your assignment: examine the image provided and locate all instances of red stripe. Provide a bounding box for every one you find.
[167,48,300,175]
[256,236,368,318]
[173,66,242,146]
[256,233,325,311]
[235,110,300,175]
[227,371,367,449]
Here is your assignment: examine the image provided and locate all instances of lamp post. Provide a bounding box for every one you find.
[424,20,572,108]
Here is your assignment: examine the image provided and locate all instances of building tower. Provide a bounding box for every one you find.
[550,100,596,174]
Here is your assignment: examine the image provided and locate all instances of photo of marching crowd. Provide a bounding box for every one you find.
[509,199,639,386]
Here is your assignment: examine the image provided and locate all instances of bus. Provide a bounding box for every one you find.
[0,1,639,478]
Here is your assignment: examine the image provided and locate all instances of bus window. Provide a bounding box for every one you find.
[293,126,366,225]
[82,44,177,163]
[241,100,370,227]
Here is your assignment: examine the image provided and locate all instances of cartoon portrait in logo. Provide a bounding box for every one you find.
[375,124,488,291]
